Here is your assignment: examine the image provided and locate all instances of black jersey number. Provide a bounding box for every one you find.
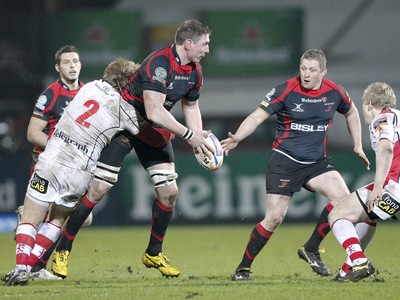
[75,99,100,128]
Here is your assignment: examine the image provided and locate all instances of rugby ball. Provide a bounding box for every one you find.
[194,133,224,171]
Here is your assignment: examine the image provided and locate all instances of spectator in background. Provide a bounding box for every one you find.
[329,82,399,282]
[221,49,372,280]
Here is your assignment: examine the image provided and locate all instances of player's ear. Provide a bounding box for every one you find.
[55,64,60,72]
[184,39,192,51]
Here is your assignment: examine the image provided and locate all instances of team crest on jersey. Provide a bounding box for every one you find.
[30,172,49,194]
[153,67,167,84]
[35,95,47,110]
[373,117,388,132]
[261,88,275,108]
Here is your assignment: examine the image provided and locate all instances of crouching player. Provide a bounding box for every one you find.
[328,82,400,282]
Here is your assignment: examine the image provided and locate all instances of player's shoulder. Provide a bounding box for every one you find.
[271,77,298,97]
[322,78,347,92]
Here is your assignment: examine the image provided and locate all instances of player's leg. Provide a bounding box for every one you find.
[232,193,291,281]
[4,195,49,286]
[135,141,180,277]
[30,212,92,274]
[27,203,72,281]
[299,169,350,276]
[333,221,376,281]
[51,131,134,278]
[328,192,375,282]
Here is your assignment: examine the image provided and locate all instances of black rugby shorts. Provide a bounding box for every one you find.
[265,151,336,196]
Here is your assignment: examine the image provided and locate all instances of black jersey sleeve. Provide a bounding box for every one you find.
[258,81,288,116]
[183,63,203,102]
[335,84,353,114]
[140,53,170,95]
[32,88,55,121]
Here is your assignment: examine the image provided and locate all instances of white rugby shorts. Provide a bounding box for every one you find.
[357,179,400,220]
[26,158,93,208]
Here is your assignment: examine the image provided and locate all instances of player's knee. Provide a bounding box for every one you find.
[86,179,112,204]
[157,184,179,207]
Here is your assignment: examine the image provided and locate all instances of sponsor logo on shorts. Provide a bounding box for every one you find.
[30,172,49,194]
[279,179,290,188]
[377,193,400,216]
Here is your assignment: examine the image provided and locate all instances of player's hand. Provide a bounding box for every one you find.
[354,147,370,170]
[367,189,382,212]
[221,132,239,156]
[188,130,214,158]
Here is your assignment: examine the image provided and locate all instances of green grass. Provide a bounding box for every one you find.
[1,223,399,299]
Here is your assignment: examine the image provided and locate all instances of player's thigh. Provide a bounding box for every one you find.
[307,170,350,204]
[21,196,50,226]
[329,193,368,224]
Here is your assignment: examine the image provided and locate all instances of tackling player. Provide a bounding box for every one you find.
[329,82,399,282]
[16,45,92,280]
[221,49,372,280]
[3,58,141,286]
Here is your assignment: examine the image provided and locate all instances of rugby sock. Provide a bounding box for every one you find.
[15,223,37,269]
[28,222,61,271]
[146,199,173,256]
[339,257,352,276]
[331,219,367,265]
[31,236,60,272]
[356,221,376,250]
[237,223,273,270]
[303,203,333,252]
[339,221,376,274]
[56,196,95,252]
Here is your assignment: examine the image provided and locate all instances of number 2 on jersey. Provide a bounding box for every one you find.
[75,99,100,128]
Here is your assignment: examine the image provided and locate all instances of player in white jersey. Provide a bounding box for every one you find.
[4,58,141,286]
[328,82,400,282]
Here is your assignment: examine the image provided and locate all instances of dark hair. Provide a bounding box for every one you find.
[175,19,211,45]
[55,45,80,65]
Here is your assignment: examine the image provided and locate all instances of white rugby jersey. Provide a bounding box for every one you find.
[40,80,140,173]
[369,108,400,183]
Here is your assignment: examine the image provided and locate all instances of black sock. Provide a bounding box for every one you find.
[56,196,95,252]
[237,223,273,270]
[146,199,173,256]
[304,204,333,252]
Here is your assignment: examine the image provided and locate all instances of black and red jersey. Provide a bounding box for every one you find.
[31,79,84,155]
[121,44,203,121]
[258,77,352,163]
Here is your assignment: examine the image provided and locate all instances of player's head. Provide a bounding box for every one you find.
[54,45,81,85]
[299,49,327,90]
[103,58,140,92]
[361,82,396,124]
[175,19,211,63]
[175,19,211,44]
[362,82,396,108]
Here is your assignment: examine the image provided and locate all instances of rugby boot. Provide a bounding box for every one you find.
[142,252,181,278]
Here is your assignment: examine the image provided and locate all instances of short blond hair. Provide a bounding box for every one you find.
[103,58,140,92]
[300,49,327,70]
[362,82,396,108]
